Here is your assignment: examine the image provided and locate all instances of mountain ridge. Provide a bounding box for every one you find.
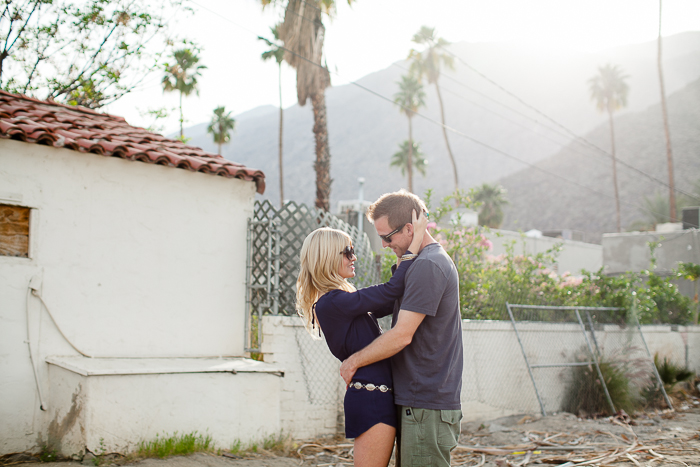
[498,76,700,242]
[181,32,700,214]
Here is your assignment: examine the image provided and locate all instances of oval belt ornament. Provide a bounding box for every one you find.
[350,381,392,392]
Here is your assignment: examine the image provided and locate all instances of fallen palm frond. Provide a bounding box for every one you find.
[450,420,700,467]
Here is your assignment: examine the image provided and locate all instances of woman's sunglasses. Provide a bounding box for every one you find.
[340,245,355,260]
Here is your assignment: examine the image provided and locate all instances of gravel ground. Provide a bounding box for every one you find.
[4,408,699,467]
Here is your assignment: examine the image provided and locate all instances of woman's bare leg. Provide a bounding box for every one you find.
[353,423,396,467]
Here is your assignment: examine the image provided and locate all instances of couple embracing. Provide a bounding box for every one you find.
[297,190,463,467]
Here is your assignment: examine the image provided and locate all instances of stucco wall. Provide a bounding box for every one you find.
[0,139,257,454]
[261,316,700,433]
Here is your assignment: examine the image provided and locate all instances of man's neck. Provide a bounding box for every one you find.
[417,232,437,253]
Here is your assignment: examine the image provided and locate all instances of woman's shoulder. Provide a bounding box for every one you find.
[315,290,352,321]
[316,289,349,307]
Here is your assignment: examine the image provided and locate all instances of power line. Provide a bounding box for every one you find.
[395,62,574,145]
[394,60,695,208]
[438,45,700,203]
[391,61,582,154]
[189,0,680,224]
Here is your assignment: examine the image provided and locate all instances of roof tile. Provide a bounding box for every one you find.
[0,90,265,193]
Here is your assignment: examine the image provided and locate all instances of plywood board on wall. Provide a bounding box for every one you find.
[0,204,29,257]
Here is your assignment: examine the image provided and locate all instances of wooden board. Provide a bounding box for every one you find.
[0,204,30,257]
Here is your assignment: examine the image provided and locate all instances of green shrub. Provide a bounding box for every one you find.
[642,354,694,408]
[562,354,641,416]
[655,354,694,389]
[417,190,693,324]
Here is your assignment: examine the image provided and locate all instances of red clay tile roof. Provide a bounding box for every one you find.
[0,90,265,194]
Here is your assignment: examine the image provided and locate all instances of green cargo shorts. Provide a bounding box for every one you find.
[396,406,462,467]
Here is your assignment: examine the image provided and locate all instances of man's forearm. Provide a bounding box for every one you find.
[348,327,410,370]
[340,311,424,384]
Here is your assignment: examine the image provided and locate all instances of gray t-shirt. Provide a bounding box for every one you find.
[391,242,463,410]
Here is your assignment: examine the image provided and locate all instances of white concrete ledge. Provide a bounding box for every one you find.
[46,356,284,377]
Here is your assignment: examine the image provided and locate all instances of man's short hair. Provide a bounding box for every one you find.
[366,190,427,230]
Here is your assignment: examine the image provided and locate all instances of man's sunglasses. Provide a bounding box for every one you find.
[379,224,405,243]
[340,245,355,260]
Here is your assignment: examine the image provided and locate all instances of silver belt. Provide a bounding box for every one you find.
[350,382,392,392]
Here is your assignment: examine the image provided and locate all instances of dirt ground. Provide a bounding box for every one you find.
[4,407,699,467]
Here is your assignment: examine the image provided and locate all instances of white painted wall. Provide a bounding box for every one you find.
[46,358,283,455]
[261,316,700,433]
[260,316,342,439]
[0,139,257,454]
[602,230,700,275]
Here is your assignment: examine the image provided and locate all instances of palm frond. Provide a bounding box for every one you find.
[588,63,629,113]
[390,140,427,176]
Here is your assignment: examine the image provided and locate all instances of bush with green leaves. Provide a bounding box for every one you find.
[654,354,694,390]
[643,354,695,408]
[675,262,700,324]
[412,190,694,324]
[561,344,653,417]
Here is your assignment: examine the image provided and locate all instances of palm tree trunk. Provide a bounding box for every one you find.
[658,0,677,222]
[311,89,331,212]
[408,116,414,193]
[434,80,458,191]
[693,279,699,325]
[608,108,621,233]
[179,91,184,139]
[278,64,285,207]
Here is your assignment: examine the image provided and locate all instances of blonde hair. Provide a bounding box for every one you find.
[296,227,357,336]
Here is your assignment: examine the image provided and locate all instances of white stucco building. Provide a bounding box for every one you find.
[0,91,282,456]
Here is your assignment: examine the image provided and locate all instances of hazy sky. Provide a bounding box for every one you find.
[105,0,700,135]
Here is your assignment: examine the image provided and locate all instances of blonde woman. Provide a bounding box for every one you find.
[296,210,427,467]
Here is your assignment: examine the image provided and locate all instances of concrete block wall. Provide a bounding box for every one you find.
[261,316,342,439]
[488,230,603,276]
[262,316,700,433]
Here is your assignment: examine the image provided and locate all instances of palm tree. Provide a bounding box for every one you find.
[408,26,458,190]
[393,74,426,193]
[637,190,691,229]
[259,25,286,207]
[207,106,236,155]
[473,183,508,228]
[588,64,629,233]
[162,47,207,140]
[263,0,353,212]
[391,140,428,187]
[657,0,677,222]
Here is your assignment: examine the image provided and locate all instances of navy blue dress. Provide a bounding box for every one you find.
[314,256,413,439]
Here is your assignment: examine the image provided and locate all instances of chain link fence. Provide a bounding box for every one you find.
[459,275,690,418]
[504,304,670,417]
[246,200,379,406]
[246,201,694,420]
